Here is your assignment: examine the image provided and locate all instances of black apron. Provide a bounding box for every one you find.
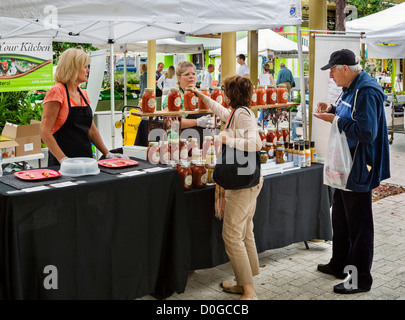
[48,84,93,166]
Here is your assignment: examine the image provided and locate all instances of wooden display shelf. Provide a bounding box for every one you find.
[131,102,299,117]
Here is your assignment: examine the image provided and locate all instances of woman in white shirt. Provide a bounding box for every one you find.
[258,63,275,88]
[157,66,177,101]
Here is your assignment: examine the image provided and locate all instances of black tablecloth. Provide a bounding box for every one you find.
[0,169,189,300]
[186,164,332,270]
[0,163,331,300]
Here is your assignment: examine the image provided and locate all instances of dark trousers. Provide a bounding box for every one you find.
[329,189,374,290]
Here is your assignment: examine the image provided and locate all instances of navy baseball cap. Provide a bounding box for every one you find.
[321,49,357,70]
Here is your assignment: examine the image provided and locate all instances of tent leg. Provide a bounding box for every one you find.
[110,41,116,150]
[296,25,307,141]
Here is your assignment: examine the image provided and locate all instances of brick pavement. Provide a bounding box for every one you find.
[141,133,405,301]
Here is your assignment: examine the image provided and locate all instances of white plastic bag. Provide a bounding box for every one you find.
[323,117,353,190]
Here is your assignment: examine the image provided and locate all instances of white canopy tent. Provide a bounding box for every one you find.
[209,28,309,58]
[346,2,405,59]
[1,0,307,145]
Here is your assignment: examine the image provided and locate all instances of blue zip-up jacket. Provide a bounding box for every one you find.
[331,71,390,192]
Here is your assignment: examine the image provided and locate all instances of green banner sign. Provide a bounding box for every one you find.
[0,38,53,92]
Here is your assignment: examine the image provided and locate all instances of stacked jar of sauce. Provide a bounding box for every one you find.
[266,85,277,105]
[256,85,266,106]
[141,88,156,113]
[184,87,197,111]
[168,88,182,111]
[198,87,211,110]
[277,84,288,104]
[211,87,223,105]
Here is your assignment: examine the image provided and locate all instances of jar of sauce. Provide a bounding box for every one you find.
[192,161,207,189]
[211,87,223,105]
[260,150,268,164]
[266,142,274,159]
[184,87,197,111]
[280,123,289,142]
[250,86,257,106]
[141,88,156,113]
[147,141,160,164]
[256,85,266,106]
[179,161,193,191]
[168,88,182,111]
[277,128,284,142]
[277,84,288,104]
[206,164,215,183]
[198,87,211,110]
[266,127,277,146]
[179,138,188,161]
[266,85,277,105]
[276,141,285,164]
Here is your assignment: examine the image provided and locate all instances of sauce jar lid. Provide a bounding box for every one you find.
[144,88,154,92]
[170,87,179,91]
[204,135,213,140]
[257,85,265,88]
[265,142,273,146]
[185,87,194,90]
[148,141,158,146]
[212,86,221,90]
[268,127,276,132]
[278,84,287,87]
[180,161,190,168]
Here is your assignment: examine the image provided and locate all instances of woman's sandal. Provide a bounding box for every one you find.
[220,280,243,294]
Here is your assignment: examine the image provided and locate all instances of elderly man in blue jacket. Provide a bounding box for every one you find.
[314,49,390,294]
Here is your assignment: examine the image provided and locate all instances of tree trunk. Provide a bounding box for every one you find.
[335,0,346,32]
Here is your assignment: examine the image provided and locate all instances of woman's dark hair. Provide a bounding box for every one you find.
[222,75,253,108]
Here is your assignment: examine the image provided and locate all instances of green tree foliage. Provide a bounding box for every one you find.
[52,42,98,64]
[349,0,395,18]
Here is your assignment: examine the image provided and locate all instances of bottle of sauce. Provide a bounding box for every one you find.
[305,140,311,167]
[179,161,193,191]
[206,164,215,183]
[188,137,199,160]
[250,86,257,106]
[184,87,197,111]
[280,123,289,143]
[299,143,306,168]
[288,142,294,162]
[311,141,317,164]
[293,143,299,166]
[192,161,207,189]
[160,141,170,164]
[168,88,182,111]
[202,136,214,159]
[179,138,188,161]
[169,139,180,163]
[141,88,156,113]
[214,135,222,156]
[277,84,289,104]
[198,87,211,110]
[147,141,160,164]
[256,85,266,106]
[266,85,277,105]
[259,129,267,150]
[211,87,223,105]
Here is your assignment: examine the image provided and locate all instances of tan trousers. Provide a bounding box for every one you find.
[222,177,264,286]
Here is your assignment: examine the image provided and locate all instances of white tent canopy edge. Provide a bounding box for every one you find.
[1,0,307,147]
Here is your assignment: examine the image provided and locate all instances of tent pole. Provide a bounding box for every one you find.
[296,25,307,141]
[109,40,116,149]
[124,48,127,106]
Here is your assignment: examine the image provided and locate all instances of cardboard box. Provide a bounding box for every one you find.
[0,121,41,157]
[0,135,18,160]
